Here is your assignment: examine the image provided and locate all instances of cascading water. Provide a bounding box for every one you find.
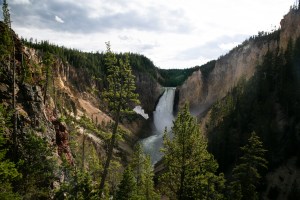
[141,87,176,164]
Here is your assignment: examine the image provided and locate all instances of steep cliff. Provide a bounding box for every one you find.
[195,8,300,199]
[179,9,300,115]
[0,23,167,197]
[179,40,278,114]
[134,71,163,114]
[280,8,300,50]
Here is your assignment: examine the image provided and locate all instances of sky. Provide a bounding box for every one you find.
[1,0,296,69]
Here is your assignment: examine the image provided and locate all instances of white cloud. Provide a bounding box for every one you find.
[10,0,296,69]
[219,42,240,51]
[11,0,30,5]
[55,15,64,23]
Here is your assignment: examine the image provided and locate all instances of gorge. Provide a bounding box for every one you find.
[1,2,300,199]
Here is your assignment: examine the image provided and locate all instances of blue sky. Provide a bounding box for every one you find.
[2,0,296,69]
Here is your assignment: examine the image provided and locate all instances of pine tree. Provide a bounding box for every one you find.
[0,0,13,61]
[54,169,97,200]
[42,52,54,104]
[130,144,160,200]
[0,104,21,200]
[116,166,137,200]
[130,144,144,190]
[160,103,225,200]
[1,0,18,162]
[99,42,139,195]
[229,132,268,200]
[140,155,160,200]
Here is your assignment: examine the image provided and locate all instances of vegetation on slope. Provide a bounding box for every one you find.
[22,38,201,87]
[206,35,300,198]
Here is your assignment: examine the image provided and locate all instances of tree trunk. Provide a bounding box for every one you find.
[178,133,186,200]
[99,107,121,195]
[43,66,49,104]
[81,133,86,170]
[12,48,18,161]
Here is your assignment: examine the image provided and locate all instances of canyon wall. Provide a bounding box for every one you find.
[179,9,300,115]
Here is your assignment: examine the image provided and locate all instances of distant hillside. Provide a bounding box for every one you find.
[22,39,200,88]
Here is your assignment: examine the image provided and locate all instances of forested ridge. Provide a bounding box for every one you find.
[22,38,200,88]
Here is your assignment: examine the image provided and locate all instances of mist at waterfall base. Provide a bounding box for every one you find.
[141,88,176,164]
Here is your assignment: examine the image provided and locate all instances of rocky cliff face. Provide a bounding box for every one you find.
[134,71,163,114]
[0,33,162,178]
[178,9,300,115]
[280,9,300,50]
[179,40,278,114]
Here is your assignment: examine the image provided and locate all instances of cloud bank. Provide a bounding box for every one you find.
[1,0,295,68]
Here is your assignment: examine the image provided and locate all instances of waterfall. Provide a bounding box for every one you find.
[141,87,176,164]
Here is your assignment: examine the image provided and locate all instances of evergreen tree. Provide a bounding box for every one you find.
[140,155,160,200]
[130,144,160,200]
[1,0,18,162]
[116,166,137,200]
[42,52,54,104]
[160,103,225,200]
[54,169,97,200]
[130,144,144,190]
[0,104,21,200]
[0,0,13,61]
[229,132,268,200]
[99,42,139,195]
[15,129,57,199]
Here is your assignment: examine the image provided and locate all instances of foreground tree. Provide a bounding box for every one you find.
[0,0,13,62]
[116,166,137,200]
[140,155,160,200]
[99,42,139,194]
[160,104,225,200]
[228,132,268,200]
[1,0,18,162]
[129,144,160,200]
[0,104,21,200]
[54,169,97,200]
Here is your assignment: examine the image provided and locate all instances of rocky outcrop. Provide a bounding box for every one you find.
[134,71,163,114]
[179,40,278,115]
[280,9,300,50]
[179,9,300,115]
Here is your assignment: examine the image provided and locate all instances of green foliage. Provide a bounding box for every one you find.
[228,132,268,200]
[15,129,57,199]
[100,42,140,194]
[2,0,11,26]
[157,60,216,87]
[102,42,139,115]
[140,155,160,200]
[77,115,110,140]
[0,1,13,63]
[129,144,160,200]
[160,104,225,200]
[207,37,300,173]
[116,166,137,200]
[22,38,200,87]
[0,104,22,199]
[158,66,200,87]
[55,170,98,200]
[42,52,54,103]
